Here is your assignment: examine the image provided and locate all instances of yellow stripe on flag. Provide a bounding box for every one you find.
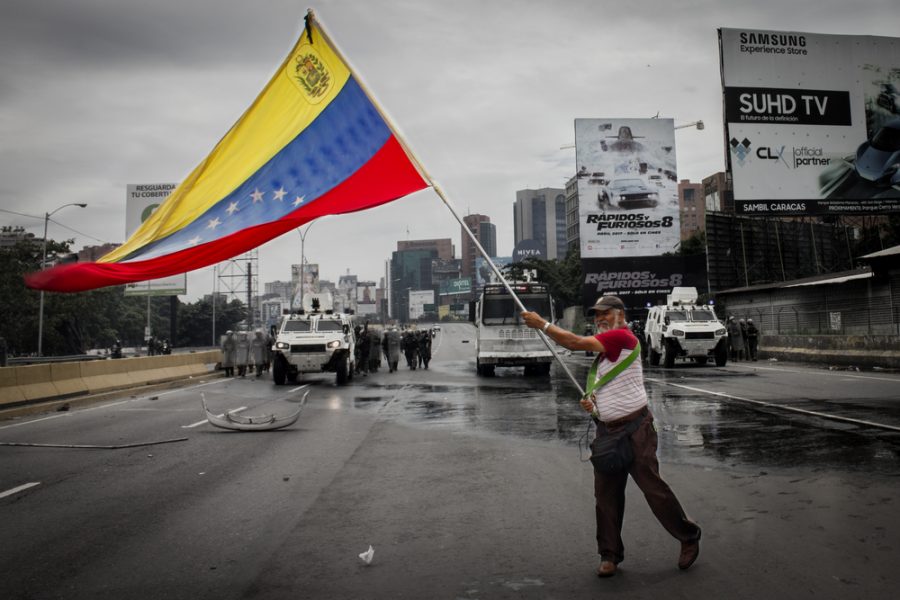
[101,24,350,263]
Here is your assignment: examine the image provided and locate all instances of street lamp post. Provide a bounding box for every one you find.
[37,202,87,356]
[296,221,318,312]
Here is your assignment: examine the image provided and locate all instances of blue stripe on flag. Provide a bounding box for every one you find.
[122,77,390,262]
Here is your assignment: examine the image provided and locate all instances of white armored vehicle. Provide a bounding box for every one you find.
[272,293,357,385]
[644,287,728,368]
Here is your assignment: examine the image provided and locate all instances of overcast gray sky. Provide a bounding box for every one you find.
[2,0,897,300]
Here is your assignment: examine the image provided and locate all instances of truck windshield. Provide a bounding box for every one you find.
[316,320,344,332]
[665,310,689,322]
[483,294,551,325]
[283,320,311,332]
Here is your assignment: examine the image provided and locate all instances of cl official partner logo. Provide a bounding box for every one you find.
[730,137,752,166]
[730,137,792,169]
[287,47,333,103]
[756,144,791,168]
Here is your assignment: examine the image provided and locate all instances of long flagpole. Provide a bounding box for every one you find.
[308,10,585,397]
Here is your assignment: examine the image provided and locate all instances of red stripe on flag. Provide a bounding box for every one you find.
[25,136,427,292]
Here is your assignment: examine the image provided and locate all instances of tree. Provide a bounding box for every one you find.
[176,296,246,347]
[1,238,182,355]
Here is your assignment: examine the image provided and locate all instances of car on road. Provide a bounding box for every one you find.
[600,178,659,209]
[854,118,900,186]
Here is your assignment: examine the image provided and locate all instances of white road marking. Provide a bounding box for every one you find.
[645,377,900,433]
[730,363,900,383]
[182,406,248,428]
[0,482,41,499]
[0,413,71,430]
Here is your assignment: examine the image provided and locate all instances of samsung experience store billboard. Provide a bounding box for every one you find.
[719,28,900,215]
[574,118,680,258]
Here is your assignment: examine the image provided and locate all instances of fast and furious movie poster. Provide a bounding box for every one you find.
[575,118,680,258]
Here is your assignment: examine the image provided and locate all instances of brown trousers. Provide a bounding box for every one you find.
[593,409,700,563]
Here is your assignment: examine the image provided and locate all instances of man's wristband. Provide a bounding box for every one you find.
[542,321,552,333]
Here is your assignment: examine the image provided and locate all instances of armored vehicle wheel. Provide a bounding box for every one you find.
[649,346,661,366]
[273,356,287,385]
[714,340,728,366]
[336,354,351,385]
[663,339,677,368]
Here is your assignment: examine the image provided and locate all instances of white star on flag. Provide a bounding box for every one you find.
[207,217,221,229]
[273,187,287,201]
[293,195,305,208]
[250,189,264,203]
[188,236,202,246]
[226,201,240,215]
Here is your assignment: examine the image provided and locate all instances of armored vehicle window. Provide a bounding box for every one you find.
[665,310,689,321]
[283,320,311,332]
[689,309,717,321]
[316,320,344,332]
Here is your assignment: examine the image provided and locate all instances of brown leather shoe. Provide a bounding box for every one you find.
[678,529,701,570]
[597,560,617,578]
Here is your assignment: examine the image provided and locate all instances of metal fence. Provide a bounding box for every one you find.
[719,273,900,337]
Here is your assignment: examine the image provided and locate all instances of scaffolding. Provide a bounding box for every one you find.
[217,249,259,328]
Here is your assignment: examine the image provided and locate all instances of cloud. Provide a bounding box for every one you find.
[1,0,897,300]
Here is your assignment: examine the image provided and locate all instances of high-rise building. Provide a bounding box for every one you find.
[460,214,494,278]
[264,281,294,304]
[514,188,567,260]
[397,239,455,260]
[678,180,705,240]
[390,238,453,322]
[702,172,733,213]
[564,176,580,252]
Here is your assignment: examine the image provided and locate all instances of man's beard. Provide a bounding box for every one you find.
[595,315,621,333]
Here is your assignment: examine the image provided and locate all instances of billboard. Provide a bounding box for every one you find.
[474,256,513,288]
[439,277,471,296]
[408,289,435,320]
[719,28,900,215]
[356,281,377,315]
[575,119,680,257]
[124,183,187,296]
[581,255,708,310]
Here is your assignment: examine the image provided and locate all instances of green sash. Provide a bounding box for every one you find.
[583,343,641,402]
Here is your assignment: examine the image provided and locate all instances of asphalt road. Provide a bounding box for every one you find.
[1,322,898,599]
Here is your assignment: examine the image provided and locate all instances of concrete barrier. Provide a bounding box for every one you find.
[760,334,900,369]
[0,350,220,409]
[0,367,25,405]
[49,362,89,397]
[16,364,58,401]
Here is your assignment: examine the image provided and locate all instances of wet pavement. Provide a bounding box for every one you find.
[345,332,900,478]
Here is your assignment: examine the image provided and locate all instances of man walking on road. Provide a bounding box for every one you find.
[522,295,701,578]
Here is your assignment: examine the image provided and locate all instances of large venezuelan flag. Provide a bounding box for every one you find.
[26,14,429,293]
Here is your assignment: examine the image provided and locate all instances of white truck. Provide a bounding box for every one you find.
[644,287,728,368]
[271,293,357,385]
[473,281,554,376]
